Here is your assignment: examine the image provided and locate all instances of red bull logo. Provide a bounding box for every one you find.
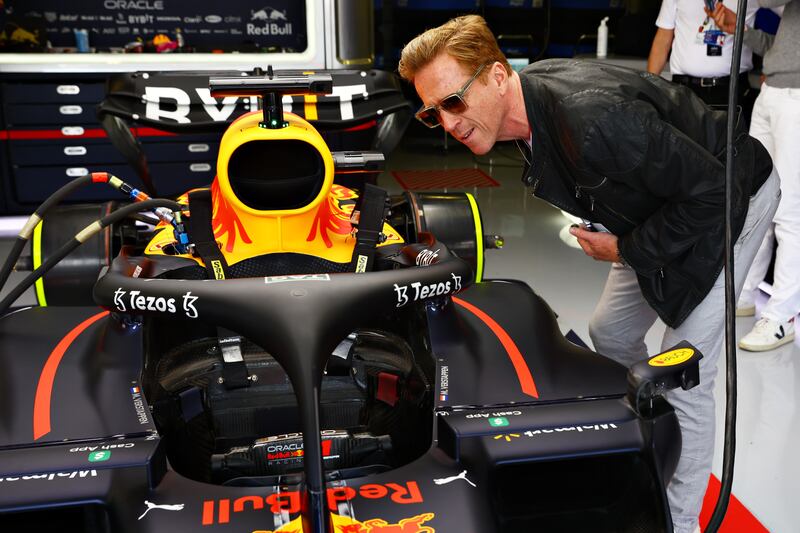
[201,481,423,526]
[253,512,436,533]
[335,512,435,532]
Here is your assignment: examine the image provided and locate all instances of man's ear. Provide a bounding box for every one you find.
[493,62,509,94]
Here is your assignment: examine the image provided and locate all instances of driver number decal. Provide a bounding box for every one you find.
[394,273,462,308]
[113,288,199,318]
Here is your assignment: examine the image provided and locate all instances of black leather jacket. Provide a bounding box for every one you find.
[519,60,772,328]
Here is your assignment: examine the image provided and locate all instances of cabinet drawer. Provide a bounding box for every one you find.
[14,165,137,204]
[142,141,219,163]
[5,103,99,127]
[9,140,125,166]
[149,162,217,196]
[2,82,105,104]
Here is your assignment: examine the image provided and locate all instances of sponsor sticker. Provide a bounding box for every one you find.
[130,385,149,425]
[88,450,111,463]
[433,470,476,488]
[493,434,521,442]
[210,260,226,280]
[649,348,694,367]
[0,470,98,483]
[356,255,368,273]
[265,274,331,283]
[488,417,509,427]
[112,288,198,318]
[394,273,461,308]
[103,0,165,10]
[439,364,449,402]
[523,423,618,437]
[201,482,425,525]
[139,501,185,520]
[247,512,436,533]
[70,442,135,453]
[415,248,440,267]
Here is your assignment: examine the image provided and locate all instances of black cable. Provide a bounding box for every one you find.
[36,173,98,218]
[705,0,748,530]
[0,199,182,318]
[0,174,97,294]
[129,213,162,226]
[0,173,115,295]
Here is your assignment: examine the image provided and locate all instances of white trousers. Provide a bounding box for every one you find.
[739,83,800,323]
[589,171,780,533]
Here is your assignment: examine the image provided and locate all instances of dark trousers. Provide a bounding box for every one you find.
[673,72,755,126]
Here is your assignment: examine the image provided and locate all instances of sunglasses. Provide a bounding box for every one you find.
[415,62,488,128]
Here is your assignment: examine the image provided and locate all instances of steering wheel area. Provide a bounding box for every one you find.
[93,237,473,533]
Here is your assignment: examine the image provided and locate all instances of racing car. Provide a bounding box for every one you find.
[0,70,703,533]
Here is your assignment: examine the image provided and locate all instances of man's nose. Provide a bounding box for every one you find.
[439,110,459,133]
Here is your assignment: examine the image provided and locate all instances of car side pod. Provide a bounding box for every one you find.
[626,341,703,419]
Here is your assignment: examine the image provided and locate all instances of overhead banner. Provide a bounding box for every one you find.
[2,0,307,51]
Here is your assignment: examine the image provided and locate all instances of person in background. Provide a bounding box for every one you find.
[398,15,778,533]
[648,0,758,114]
[709,0,800,351]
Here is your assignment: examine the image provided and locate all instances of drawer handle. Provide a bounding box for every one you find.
[59,105,83,115]
[64,146,87,156]
[61,126,85,136]
[190,163,212,172]
[66,167,89,177]
[188,143,210,153]
[57,85,80,95]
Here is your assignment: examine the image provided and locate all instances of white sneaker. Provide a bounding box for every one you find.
[739,317,795,352]
[735,303,755,317]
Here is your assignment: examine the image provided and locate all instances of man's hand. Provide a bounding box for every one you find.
[707,2,738,34]
[569,225,622,263]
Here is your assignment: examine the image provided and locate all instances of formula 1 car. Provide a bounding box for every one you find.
[0,70,703,533]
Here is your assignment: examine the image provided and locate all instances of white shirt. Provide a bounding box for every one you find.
[656,0,758,77]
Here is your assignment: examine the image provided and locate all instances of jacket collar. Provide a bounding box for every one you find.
[517,70,593,220]
[518,72,550,188]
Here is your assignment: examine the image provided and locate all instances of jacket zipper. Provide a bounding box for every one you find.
[531,178,581,215]
[575,177,608,194]
[575,178,607,213]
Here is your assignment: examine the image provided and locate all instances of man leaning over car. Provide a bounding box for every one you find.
[398,14,778,533]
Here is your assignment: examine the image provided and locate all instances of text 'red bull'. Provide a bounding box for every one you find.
[201,481,424,525]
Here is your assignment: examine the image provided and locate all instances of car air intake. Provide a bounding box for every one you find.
[228,139,324,211]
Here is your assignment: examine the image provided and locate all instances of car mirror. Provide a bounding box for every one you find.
[627,341,703,417]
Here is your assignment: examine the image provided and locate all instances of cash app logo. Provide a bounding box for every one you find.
[489,417,509,427]
[88,450,111,463]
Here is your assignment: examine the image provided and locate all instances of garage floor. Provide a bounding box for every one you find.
[0,130,797,532]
